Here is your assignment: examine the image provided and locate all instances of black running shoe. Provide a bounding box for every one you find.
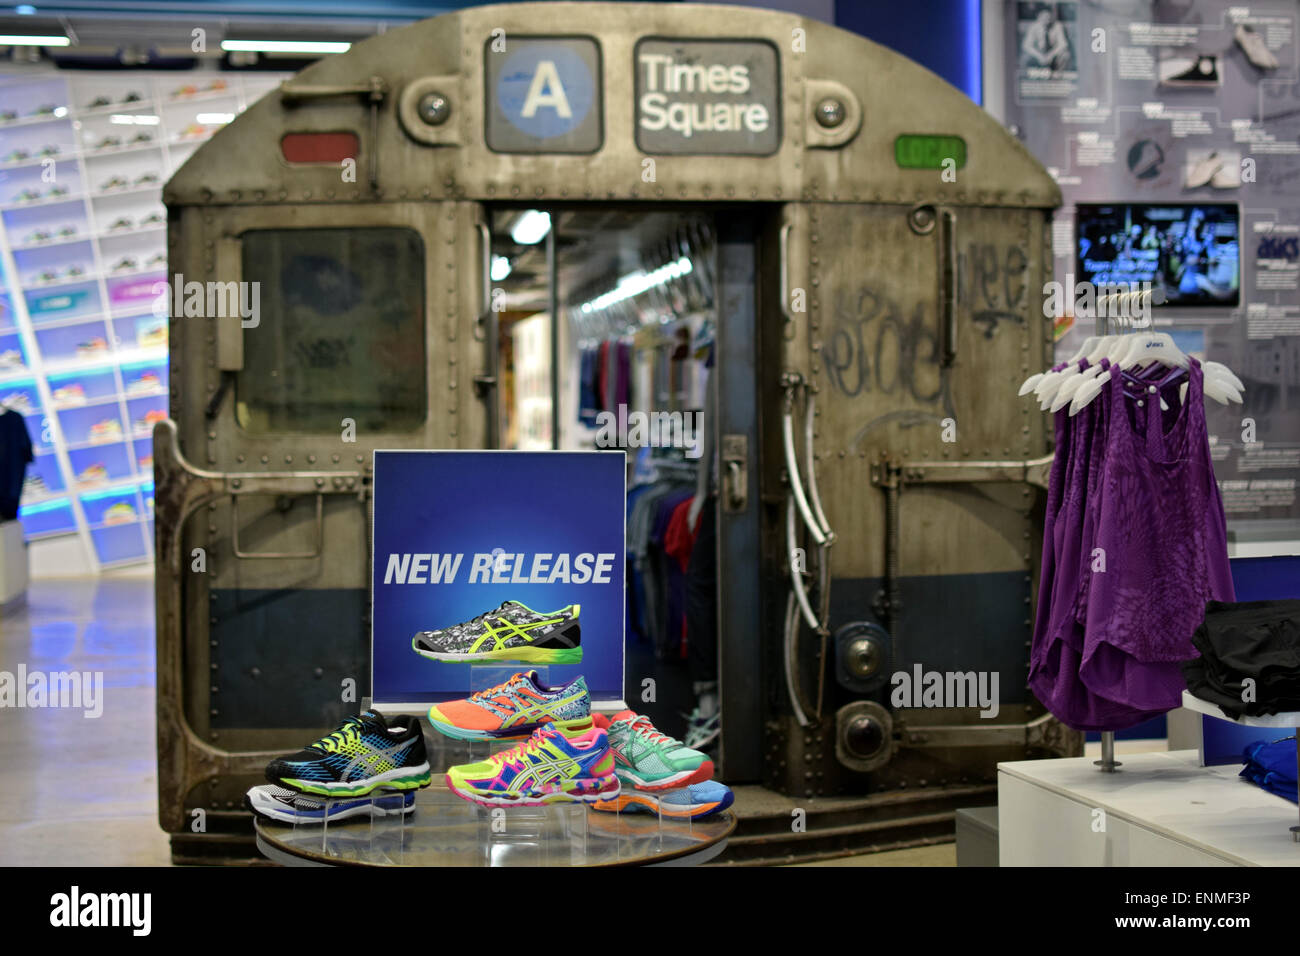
[265,711,432,797]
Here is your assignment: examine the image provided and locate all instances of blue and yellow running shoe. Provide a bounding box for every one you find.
[444,719,619,807]
[265,711,432,797]
[411,601,581,664]
[427,671,590,741]
[592,780,734,819]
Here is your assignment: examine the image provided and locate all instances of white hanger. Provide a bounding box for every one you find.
[1039,313,1132,408]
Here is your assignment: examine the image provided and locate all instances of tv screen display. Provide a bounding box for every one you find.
[1076,203,1240,307]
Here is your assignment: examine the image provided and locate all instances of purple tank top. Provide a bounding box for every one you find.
[1029,357,1235,728]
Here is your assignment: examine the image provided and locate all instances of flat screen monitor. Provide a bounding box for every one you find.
[1076,202,1240,307]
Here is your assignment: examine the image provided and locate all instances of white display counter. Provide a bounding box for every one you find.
[998,750,1300,866]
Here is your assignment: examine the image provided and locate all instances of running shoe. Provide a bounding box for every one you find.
[245,784,415,825]
[444,719,619,807]
[265,710,432,797]
[411,600,581,664]
[683,707,721,750]
[427,670,590,741]
[594,710,713,791]
[592,780,734,819]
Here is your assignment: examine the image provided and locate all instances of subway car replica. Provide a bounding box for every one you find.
[155,2,1075,863]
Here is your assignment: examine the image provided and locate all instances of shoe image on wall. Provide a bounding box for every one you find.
[592,780,734,820]
[265,710,432,797]
[245,784,416,824]
[411,601,581,664]
[1235,24,1278,71]
[594,710,714,791]
[1159,54,1220,87]
[444,719,619,807]
[426,670,590,740]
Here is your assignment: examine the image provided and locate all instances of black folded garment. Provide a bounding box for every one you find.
[1181,599,1300,719]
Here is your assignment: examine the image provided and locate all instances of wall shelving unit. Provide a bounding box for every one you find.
[0,68,286,570]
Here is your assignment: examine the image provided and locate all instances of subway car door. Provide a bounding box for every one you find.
[768,199,1052,795]
[160,197,489,824]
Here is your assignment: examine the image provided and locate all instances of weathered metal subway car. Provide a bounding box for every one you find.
[155,2,1078,862]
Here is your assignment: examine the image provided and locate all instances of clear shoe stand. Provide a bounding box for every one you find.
[260,665,729,865]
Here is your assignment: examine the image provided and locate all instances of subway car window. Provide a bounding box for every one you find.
[235,228,427,434]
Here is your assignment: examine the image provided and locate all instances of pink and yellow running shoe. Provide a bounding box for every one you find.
[444,719,619,807]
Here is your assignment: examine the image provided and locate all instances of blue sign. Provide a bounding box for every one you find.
[371,450,625,705]
[485,37,603,153]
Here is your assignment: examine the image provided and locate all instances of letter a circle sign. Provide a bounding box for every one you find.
[486,37,602,153]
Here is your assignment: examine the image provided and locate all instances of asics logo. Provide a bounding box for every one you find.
[469,616,563,653]
[499,689,588,728]
[341,736,415,779]
[502,744,598,793]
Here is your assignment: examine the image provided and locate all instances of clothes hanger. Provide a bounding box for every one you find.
[1070,330,1240,414]
[1043,312,1132,410]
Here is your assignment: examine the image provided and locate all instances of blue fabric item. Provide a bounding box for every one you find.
[625,485,653,642]
[650,489,693,660]
[579,347,599,426]
[1239,737,1298,804]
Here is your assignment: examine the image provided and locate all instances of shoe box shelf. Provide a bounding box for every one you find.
[0,68,284,569]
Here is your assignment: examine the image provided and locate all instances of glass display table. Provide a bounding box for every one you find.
[255,786,734,867]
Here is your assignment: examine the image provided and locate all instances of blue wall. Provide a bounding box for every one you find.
[835,0,983,104]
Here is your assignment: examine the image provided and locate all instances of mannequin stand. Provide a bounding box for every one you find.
[1093,730,1122,773]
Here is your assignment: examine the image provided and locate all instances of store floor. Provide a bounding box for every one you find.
[0,573,171,866]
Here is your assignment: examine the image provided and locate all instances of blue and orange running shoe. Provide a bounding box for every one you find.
[427,671,590,741]
[592,780,734,820]
[444,719,619,807]
[265,711,432,797]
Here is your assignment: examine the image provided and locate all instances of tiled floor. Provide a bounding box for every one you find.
[0,575,171,866]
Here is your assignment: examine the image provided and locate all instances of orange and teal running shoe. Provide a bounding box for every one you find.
[412,601,581,664]
[444,719,619,807]
[426,671,590,741]
[594,710,714,791]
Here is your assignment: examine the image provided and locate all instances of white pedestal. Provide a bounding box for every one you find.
[998,750,1300,866]
[0,519,28,606]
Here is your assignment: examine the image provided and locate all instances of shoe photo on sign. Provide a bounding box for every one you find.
[444,718,620,807]
[265,710,432,797]
[411,600,582,664]
[426,670,591,740]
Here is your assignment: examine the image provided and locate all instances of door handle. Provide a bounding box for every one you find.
[720,434,748,512]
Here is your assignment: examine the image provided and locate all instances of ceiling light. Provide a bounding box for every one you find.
[510,210,551,245]
[490,256,512,282]
[0,33,69,46]
[220,39,351,55]
[110,114,160,125]
[195,112,235,125]
[579,257,693,313]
